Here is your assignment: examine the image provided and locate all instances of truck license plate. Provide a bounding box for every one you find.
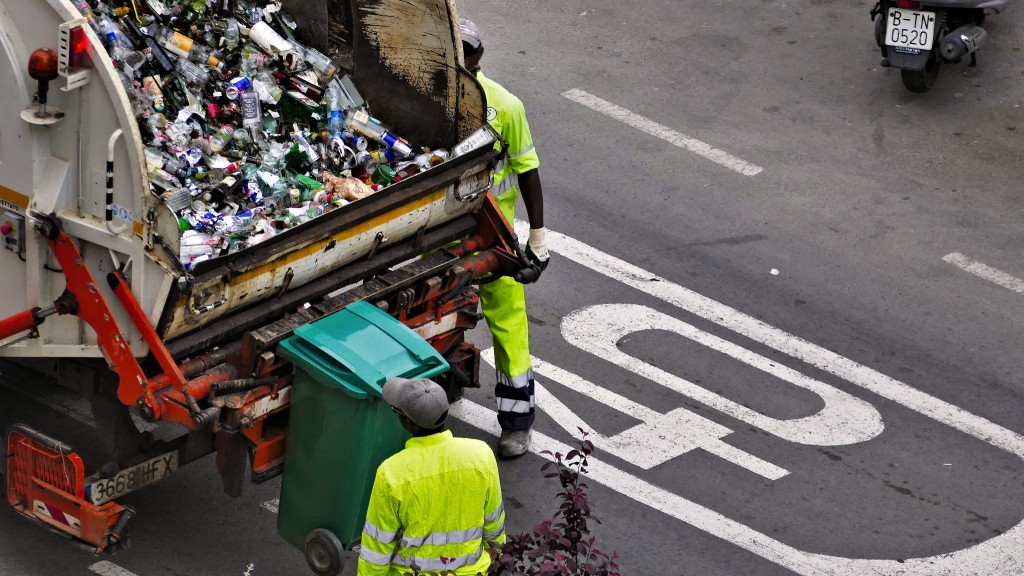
[885,8,936,50]
[88,452,178,505]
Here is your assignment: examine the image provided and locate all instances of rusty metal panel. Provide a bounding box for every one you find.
[280,0,486,146]
[281,0,348,52]
[351,0,486,148]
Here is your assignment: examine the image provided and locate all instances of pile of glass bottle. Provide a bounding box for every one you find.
[84,0,451,269]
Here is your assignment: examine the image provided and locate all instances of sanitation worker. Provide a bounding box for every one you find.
[357,377,507,576]
[460,18,550,458]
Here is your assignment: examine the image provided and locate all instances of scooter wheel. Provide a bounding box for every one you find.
[901,59,941,93]
[304,528,345,576]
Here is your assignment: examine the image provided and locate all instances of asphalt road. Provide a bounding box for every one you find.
[3,1,1024,575]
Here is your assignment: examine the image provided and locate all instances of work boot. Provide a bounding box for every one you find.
[497,428,532,458]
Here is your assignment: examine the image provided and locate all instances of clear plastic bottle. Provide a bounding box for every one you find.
[118,70,145,117]
[232,127,252,149]
[99,16,134,51]
[325,82,346,139]
[176,58,210,87]
[253,71,283,104]
[75,1,101,34]
[157,26,223,68]
[113,46,147,72]
[304,46,336,80]
[156,26,195,59]
[209,124,235,153]
[162,187,193,213]
[149,165,181,189]
[146,113,169,139]
[188,44,223,70]
[179,230,215,267]
[291,131,320,164]
[223,18,240,50]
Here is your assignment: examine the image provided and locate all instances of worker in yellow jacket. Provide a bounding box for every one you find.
[460,18,550,458]
[357,377,507,576]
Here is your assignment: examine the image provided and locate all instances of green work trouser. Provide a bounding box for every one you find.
[479,185,535,431]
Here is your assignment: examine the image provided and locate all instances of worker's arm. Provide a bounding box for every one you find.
[518,168,543,230]
[518,168,549,271]
[357,472,401,576]
[482,451,507,546]
[505,98,548,270]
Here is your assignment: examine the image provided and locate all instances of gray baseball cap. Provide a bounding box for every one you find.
[383,378,449,429]
[459,19,482,50]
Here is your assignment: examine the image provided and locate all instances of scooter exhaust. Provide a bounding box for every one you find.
[939,25,987,62]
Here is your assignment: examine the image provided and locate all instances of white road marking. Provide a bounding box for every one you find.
[490,221,1024,573]
[514,220,1024,460]
[943,252,1024,294]
[561,88,763,176]
[563,303,884,446]
[452,398,1024,575]
[482,348,788,479]
[89,561,140,576]
[261,499,279,514]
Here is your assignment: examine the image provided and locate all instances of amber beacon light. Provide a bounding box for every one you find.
[28,48,60,118]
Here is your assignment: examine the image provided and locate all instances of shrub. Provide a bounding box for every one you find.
[488,430,621,576]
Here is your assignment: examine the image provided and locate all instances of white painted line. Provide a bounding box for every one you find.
[701,441,789,480]
[499,220,1024,573]
[514,220,1024,460]
[561,88,763,176]
[453,397,1024,576]
[482,348,789,479]
[563,303,884,446]
[943,252,1024,294]
[261,498,279,514]
[89,561,141,576]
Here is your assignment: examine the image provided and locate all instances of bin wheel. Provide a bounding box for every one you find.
[304,528,345,576]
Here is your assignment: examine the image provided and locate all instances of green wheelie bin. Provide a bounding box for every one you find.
[276,301,449,576]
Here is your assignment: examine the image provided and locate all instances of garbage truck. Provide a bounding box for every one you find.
[0,0,535,565]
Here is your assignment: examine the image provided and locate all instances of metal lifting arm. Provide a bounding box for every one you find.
[0,305,60,346]
[11,214,201,428]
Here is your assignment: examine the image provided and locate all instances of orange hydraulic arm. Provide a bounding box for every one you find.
[0,214,200,429]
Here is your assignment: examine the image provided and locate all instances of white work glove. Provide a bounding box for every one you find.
[526,227,550,272]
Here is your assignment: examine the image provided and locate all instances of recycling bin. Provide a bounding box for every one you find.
[275,300,449,576]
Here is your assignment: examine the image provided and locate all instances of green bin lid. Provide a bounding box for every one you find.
[277,301,449,399]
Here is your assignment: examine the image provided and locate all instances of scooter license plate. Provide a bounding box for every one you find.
[885,8,936,51]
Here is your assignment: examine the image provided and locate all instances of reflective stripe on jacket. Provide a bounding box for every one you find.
[357,430,506,576]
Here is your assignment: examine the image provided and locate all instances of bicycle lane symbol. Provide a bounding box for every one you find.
[450,223,1024,575]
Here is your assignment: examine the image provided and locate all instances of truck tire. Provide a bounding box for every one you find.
[304,528,345,576]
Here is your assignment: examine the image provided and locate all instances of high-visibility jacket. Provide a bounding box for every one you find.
[476,71,540,431]
[477,71,541,224]
[357,430,507,576]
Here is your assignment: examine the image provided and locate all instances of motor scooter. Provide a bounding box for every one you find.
[871,0,1007,93]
